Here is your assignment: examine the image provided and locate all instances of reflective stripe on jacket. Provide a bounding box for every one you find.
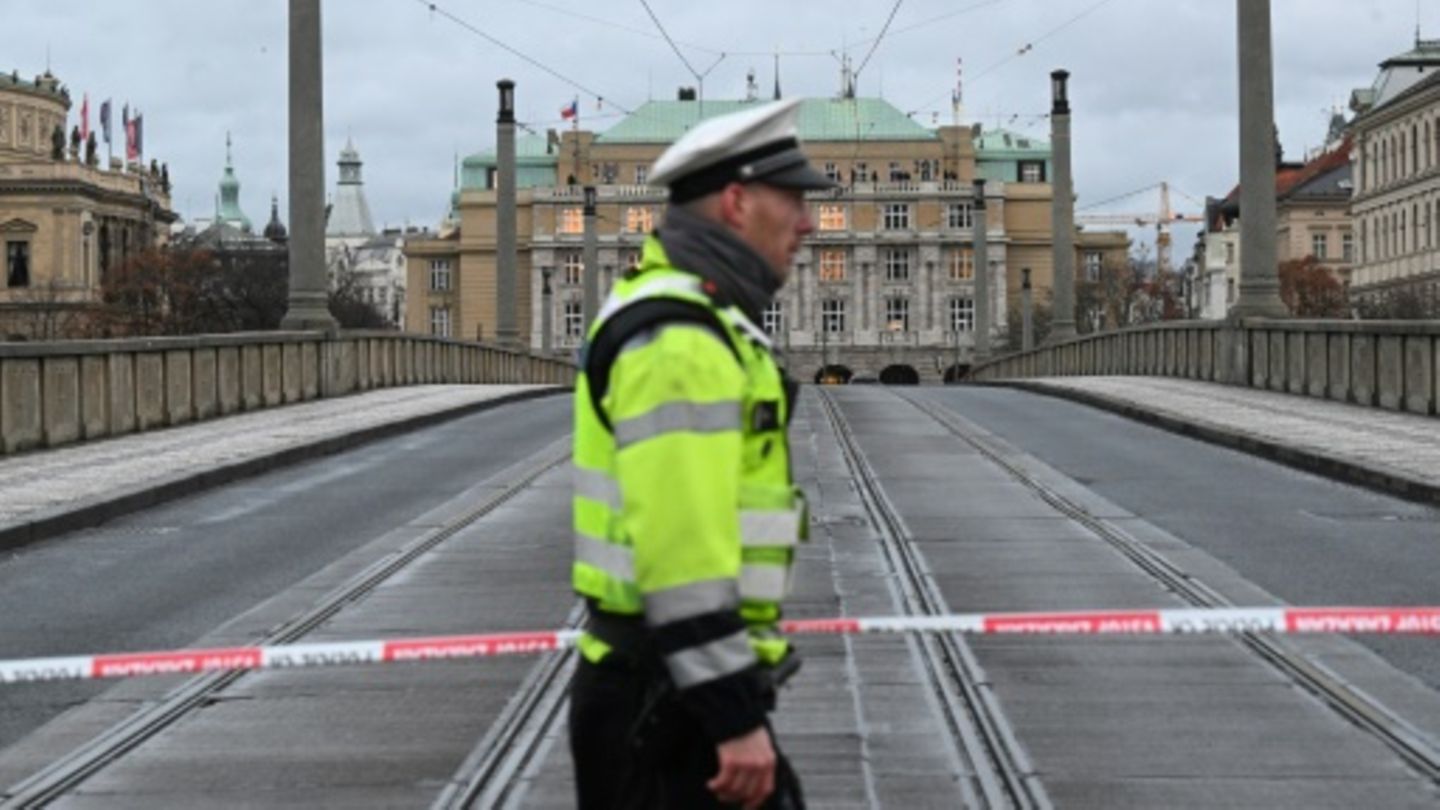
[571,235,804,740]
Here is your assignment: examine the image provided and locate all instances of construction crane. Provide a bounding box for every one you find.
[1075,182,1204,274]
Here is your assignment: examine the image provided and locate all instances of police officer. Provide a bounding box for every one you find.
[569,99,833,809]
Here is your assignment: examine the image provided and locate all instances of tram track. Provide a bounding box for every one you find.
[815,388,1051,810]
[900,389,1440,785]
[0,438,573,809]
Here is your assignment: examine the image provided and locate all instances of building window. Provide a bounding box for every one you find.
[818,249,846,282]
[559,207,583,235]
[881,203,911,231]
[762,301,783,335]
[1083,251,1103,281]
[946,202,974,230]
[884,297,909,331]
[563,301,584,337]
[624,206,654,234]
[428,259,452,292]
[823,162,839,181]
[949,296,974,332]
[817,204,846,231]
[1342,231,1354,263]
[821,299,846,333]
[6,241,30,288]
[1311,232,1328,260]
[429,306,451,337]
[882,248,911,282]
[854,162,870,183]
[1019,160,1046,183]
[948,248,974,280]
[888,161,904,181]
[1225,242,1236,265]
[625,250,641,271]
[562,251,583,285]
[634,165,648,185]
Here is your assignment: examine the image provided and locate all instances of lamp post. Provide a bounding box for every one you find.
[495,79,520,347]
[281,0,337,332]
[1049,68,1077,341]
[1229,0,1287,320]
[582,185,599,326]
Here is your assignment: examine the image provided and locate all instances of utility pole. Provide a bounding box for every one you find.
[973,178,991,361]
[281,0,337,333]
[1049,69,1077,341]
[582,185,599,326]
[541,267,553,354]
[495,79,520,347]
[1229,0,1288,320]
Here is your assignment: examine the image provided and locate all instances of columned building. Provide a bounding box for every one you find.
[406,96,1126,381]
[0,69,174,338]
[1348,37,1440,304]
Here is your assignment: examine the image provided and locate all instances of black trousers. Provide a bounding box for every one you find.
[569,657,804,810]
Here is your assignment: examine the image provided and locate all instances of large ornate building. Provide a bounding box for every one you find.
[1347,37,1440,304]
[406,94,1127,381]
[0,69,174,338]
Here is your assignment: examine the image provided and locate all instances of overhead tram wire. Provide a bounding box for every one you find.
[414,0,633,115]
[853,0,904,84]
[904,0,1120,118]
[638,0,726,119]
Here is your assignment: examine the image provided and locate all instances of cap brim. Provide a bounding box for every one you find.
[753,162,837,192]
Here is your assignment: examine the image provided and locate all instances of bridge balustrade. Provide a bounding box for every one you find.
[970,319,1440,418]
[0,332,575,456]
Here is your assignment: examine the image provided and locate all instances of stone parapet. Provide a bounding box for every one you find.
[970,319,1439,419]
[0,332,574,457]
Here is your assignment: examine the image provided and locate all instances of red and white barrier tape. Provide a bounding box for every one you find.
[4,607,1438,685]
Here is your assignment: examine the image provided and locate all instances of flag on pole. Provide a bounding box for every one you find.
[99,99,112,145]
[80,94,89,142]
[560,99,578,121]
[123,104,138,162]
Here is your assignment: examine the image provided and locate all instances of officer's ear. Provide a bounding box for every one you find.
[716,182,750,231]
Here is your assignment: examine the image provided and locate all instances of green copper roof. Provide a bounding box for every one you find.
[462,134,558,168]
[597,98,937,144]
[974,128,1049,156]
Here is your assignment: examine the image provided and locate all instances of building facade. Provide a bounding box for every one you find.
[0,70,174,338]
[326,140,407,326]
[1348,38,1440,303]
[406,96,1126,381]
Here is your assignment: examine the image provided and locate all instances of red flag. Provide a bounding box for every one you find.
[80,94,89,142]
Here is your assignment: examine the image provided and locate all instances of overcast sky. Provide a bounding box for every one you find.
[4,0,1434,251]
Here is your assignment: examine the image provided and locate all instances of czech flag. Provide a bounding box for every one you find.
[560,99,578,121]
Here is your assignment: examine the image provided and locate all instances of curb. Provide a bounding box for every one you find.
[988,380,1440,508]
[0,387,570,553]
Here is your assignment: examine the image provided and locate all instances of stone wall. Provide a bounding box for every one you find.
[0,332,575,456]
[969,319,1440,418]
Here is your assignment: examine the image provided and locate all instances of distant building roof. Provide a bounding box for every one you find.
[1351,37,1440,115]
[974,128,1049,157]
[596,97,936,144]
[327,138,376,237]
[1279,140,1353,202]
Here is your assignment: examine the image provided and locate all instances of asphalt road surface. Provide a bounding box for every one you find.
[0,395,571,752]
[918,385,1440,691]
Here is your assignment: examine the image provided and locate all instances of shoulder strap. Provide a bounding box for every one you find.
[584,297,742,433]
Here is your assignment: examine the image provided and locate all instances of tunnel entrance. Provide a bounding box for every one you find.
[942,363,971,384]
[814,365,854,385]
[879,365,921,386]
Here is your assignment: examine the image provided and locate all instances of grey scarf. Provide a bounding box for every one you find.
[657,206,781,325]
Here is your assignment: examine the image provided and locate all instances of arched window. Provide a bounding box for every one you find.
[1413,123,1420,174]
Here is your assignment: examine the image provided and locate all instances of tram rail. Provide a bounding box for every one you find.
[898,389,1440,785]
[815,388,1052,810]
[0,439,572,809]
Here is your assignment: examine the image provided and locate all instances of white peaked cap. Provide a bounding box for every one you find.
[648,99,834,202]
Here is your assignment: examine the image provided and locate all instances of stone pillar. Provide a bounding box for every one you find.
[495,79,520,346]
[282,0,338,332]
[974,179,991,360]
[1230,0,1288,319]
[1021,267,1034,352]
[1049,69,1077,341]
[582,185,599,326]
